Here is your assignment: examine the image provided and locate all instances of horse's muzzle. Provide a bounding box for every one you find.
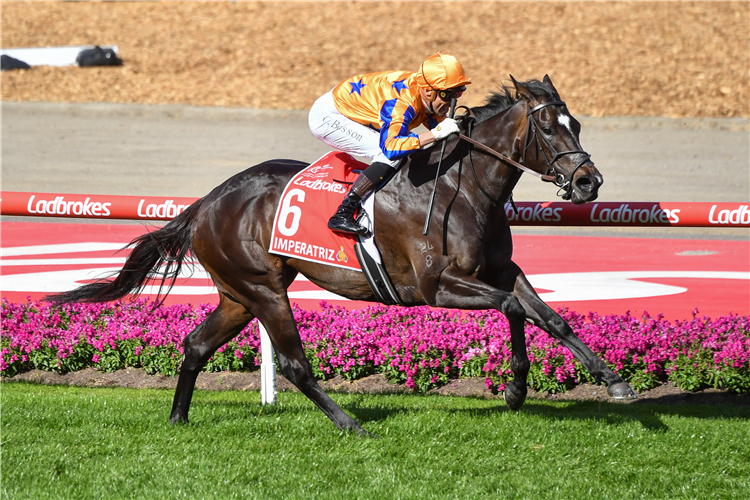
[570,165,603,205]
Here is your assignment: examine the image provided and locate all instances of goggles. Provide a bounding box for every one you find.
[438,86,466,101]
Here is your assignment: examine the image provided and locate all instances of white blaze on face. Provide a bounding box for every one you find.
[557,113,573,133]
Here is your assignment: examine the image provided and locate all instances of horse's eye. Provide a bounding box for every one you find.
[542,126,553,135]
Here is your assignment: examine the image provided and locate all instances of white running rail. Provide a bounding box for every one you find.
[259,323,277,405]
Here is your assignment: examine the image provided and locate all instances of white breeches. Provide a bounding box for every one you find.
[308,91,400,168]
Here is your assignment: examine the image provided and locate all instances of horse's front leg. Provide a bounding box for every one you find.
[434,266,530,410]
[506,263,637,400]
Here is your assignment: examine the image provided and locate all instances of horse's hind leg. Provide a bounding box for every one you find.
[219,260,367,435]
[508,265,637,399]
[252,295,368,435]
[170,292,254,424]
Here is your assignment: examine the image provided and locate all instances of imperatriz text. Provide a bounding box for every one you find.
[272,237,335,261]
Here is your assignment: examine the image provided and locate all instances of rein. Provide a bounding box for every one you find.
[459,132,555,182]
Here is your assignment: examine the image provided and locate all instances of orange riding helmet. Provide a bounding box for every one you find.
[415,52,472,92]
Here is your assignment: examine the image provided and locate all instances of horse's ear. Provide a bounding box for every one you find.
[510,74,535,103]
[543,74,562,100]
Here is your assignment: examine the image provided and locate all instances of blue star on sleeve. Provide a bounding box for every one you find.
[349,78,366,95]
[391,79,408,94]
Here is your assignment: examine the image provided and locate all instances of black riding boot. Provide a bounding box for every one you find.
[328,174,377,236]
[329,158,397,236]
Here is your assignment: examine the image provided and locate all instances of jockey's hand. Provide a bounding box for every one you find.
[430,118,460,141]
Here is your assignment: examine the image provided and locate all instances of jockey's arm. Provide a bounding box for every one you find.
[418,117,460,149]
[381,100,458,157]
[418,131,437,149]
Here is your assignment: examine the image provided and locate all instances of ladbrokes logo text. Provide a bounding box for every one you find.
[504,203,563,222]
[293,177,347,194]
[137,199,190,218]
[26,195,112,217]
[589,203,680,224]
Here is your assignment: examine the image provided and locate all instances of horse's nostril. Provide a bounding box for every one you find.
[576,176,594,192]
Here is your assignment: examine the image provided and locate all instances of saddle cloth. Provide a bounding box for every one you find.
[269,151,368,272]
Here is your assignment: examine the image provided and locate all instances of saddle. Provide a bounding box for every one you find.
[268,152,403,305]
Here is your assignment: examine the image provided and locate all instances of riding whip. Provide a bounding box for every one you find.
[422,98,457,236]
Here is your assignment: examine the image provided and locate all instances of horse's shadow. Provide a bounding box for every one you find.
[339,396,750,434]
[187,392,749,434]
[342,400,663,433]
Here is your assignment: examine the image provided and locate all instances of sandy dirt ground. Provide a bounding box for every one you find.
[2,1,748,117]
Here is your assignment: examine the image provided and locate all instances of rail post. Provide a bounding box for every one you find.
[259,322,277,405]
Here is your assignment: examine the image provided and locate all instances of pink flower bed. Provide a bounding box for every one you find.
[2,298,749,394]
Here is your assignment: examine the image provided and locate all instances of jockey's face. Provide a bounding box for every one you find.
[421,86,465,116]
[432,94,452,116]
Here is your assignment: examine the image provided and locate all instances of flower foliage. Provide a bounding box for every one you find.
[2,298,749,394]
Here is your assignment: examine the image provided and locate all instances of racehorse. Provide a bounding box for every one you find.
[49,75,637,435]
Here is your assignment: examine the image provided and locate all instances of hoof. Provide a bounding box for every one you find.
[504,384,527,411]
[357,428,378,439]
[338,418,375,438]
[169,414,188,425]
[342,425,376,438]
[607,381,638,400]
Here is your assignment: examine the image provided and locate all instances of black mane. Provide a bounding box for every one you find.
[468,79,553,124]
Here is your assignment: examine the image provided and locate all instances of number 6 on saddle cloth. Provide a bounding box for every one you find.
[268,151,403,305]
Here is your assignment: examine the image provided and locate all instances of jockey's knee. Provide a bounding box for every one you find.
[362,161,396,183]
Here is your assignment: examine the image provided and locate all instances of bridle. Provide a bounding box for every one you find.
[522,100,592,200]
[456,100,593,203]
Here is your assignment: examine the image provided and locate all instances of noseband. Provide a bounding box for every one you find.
[523,101,592,200]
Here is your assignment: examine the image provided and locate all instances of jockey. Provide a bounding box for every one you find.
[308,52,471,236]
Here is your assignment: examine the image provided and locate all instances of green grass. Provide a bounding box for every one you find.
[2,382,749,500]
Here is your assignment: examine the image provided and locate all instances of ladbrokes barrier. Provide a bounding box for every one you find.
[1,191,748,227]
[505,201,750,227]
[1,192,197,221]
[2,190,746,405]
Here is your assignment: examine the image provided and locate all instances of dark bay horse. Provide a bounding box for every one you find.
[50,75,636,435]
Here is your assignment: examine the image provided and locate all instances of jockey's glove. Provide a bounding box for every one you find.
[431,118,460,141]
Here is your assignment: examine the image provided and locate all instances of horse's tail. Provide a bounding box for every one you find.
[46,197,206,306]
